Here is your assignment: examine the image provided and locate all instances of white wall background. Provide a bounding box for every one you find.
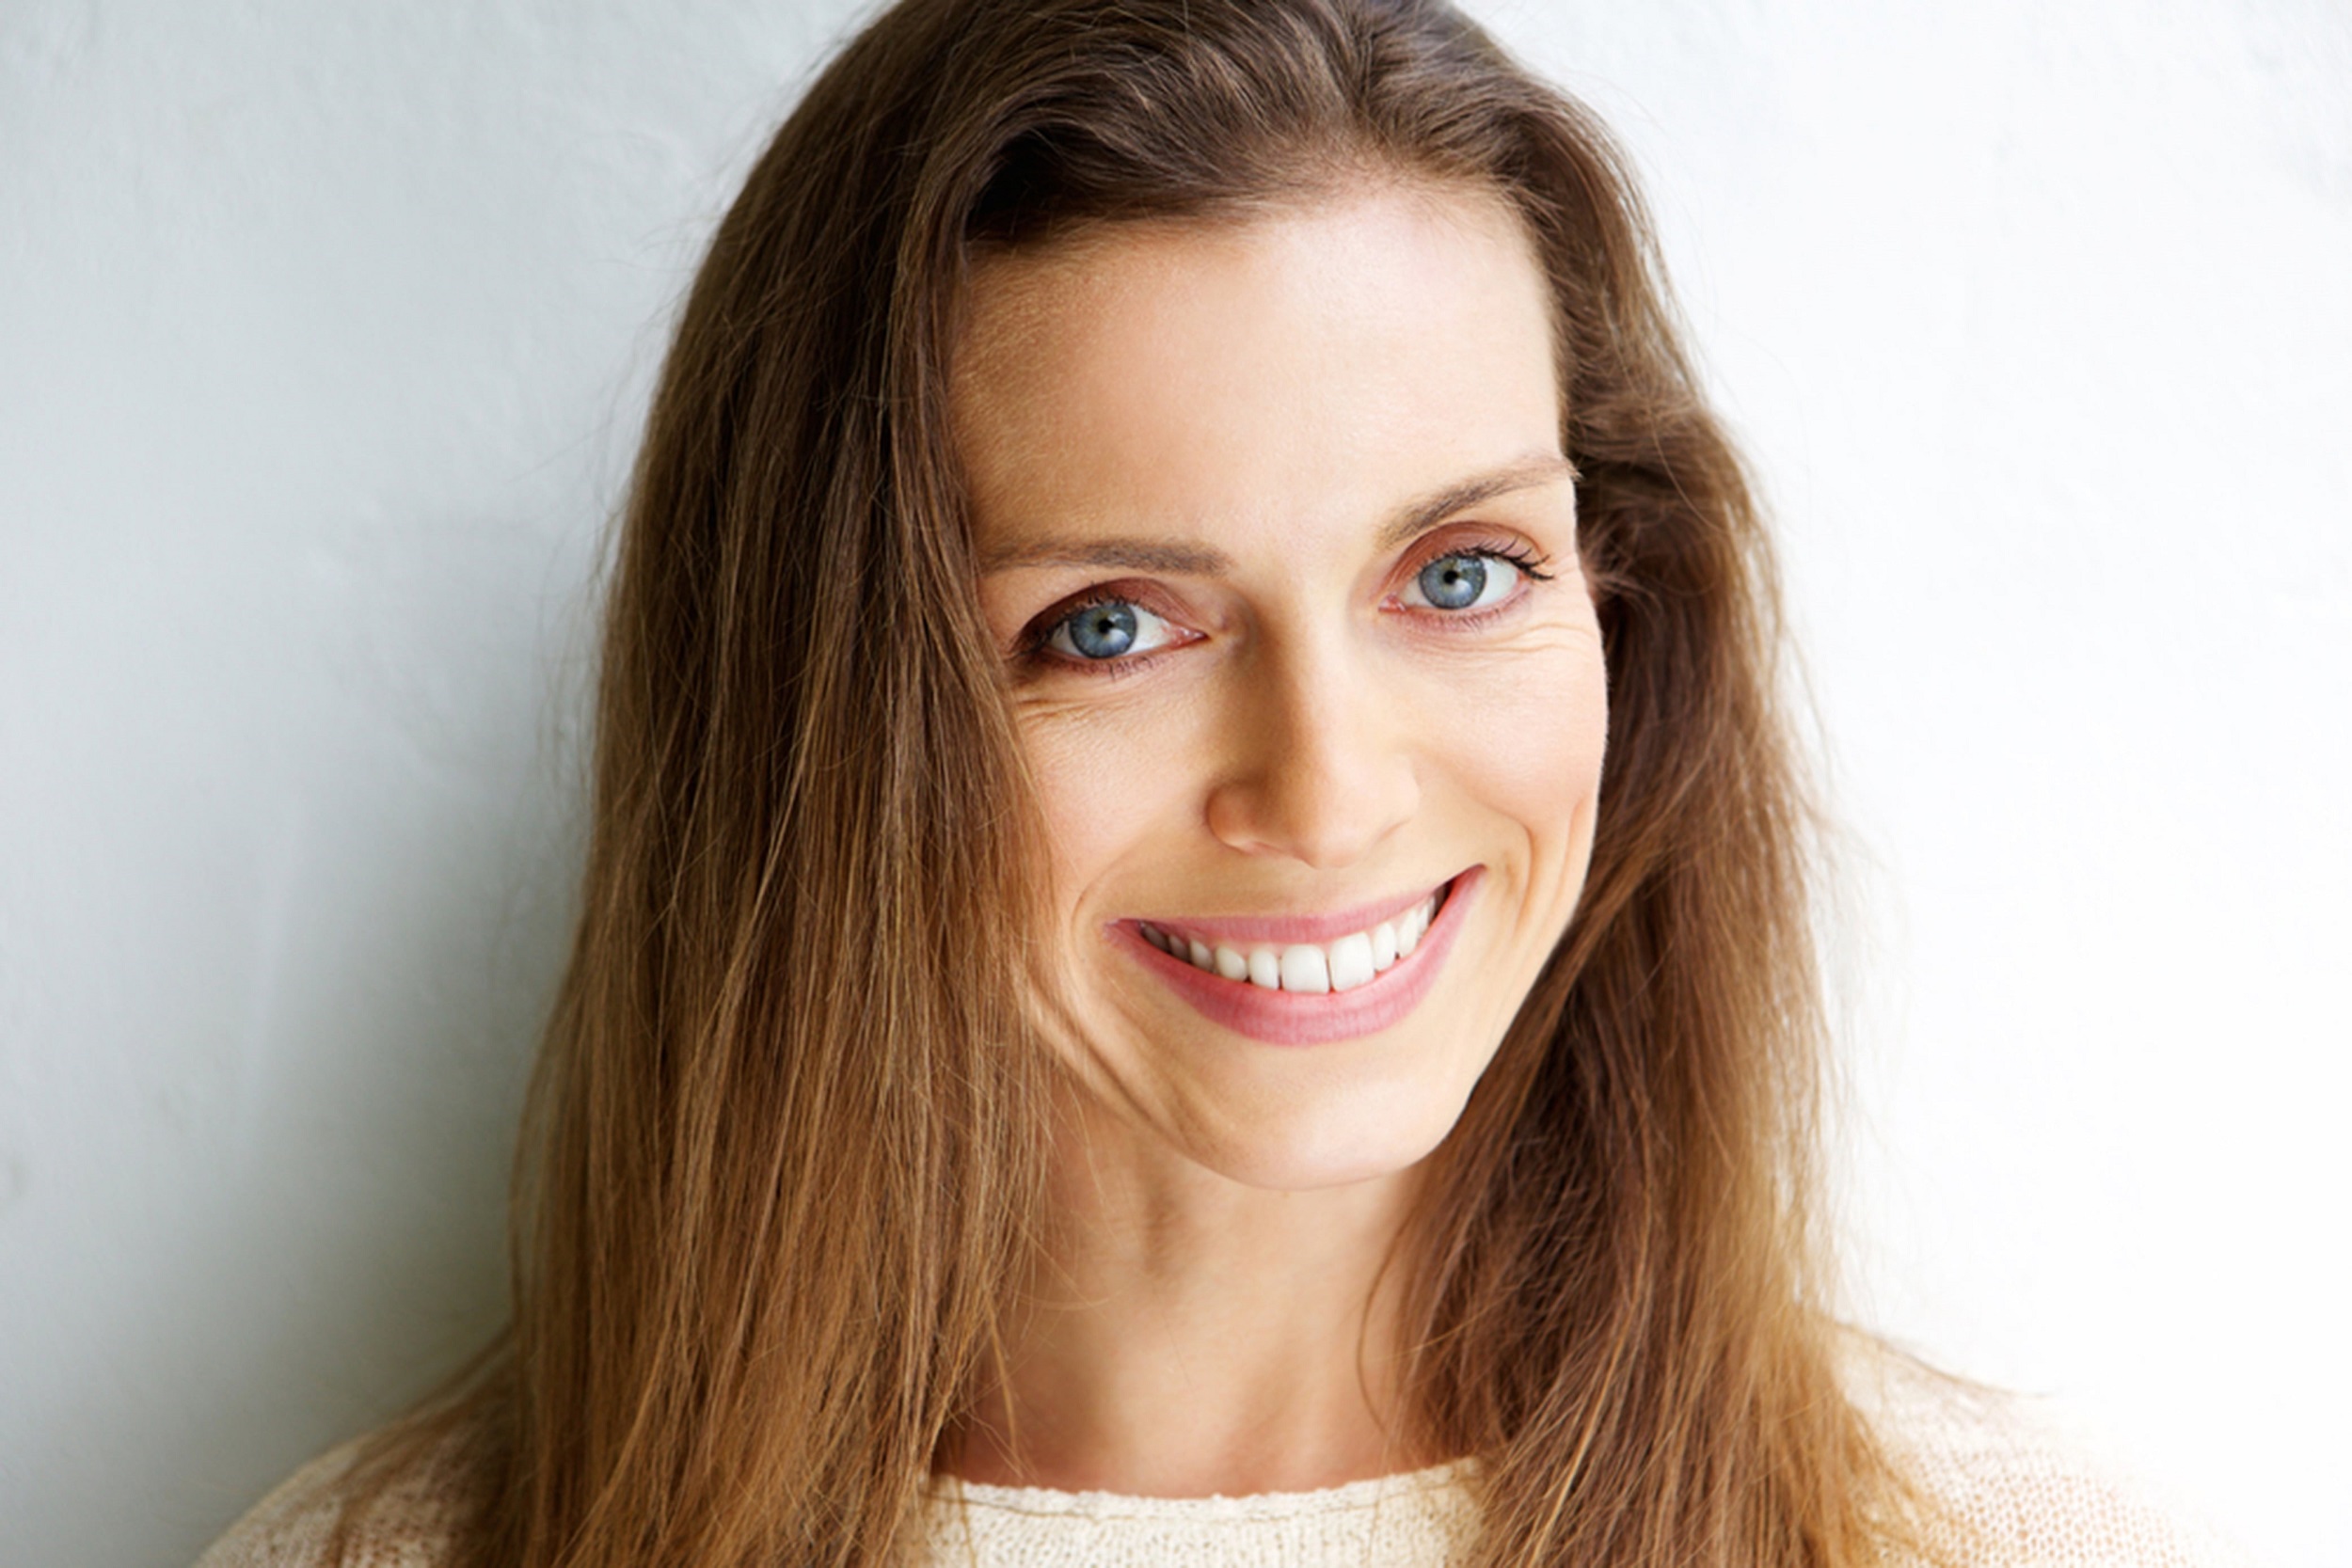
[2,1,2343,1563]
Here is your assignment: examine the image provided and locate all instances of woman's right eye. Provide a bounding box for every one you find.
[1040,598,1181,665]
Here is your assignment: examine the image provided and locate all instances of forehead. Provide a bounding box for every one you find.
[948,182,1563,553]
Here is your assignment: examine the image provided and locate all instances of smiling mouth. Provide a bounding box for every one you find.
[1136,877,1455,995]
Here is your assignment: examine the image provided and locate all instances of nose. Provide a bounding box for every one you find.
[1202,627,1421,868]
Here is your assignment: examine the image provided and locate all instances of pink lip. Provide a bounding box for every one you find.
[1110,867,1483,1046]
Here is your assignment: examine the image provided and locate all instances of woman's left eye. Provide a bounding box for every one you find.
[1040,598,1181,664]
[1400,550,1524,612]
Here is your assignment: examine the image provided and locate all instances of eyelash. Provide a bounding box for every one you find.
[1015,539,1556,679]
[1407,540,1555,622]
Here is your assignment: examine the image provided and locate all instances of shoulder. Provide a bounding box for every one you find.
[1841,1337,2259,1568]
[193,1431,469,1568]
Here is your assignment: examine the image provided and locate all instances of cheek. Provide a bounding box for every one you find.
[1017,701,1201,924]
[1434,636,1610,848]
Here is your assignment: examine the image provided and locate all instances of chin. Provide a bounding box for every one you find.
[1160,1068,1478,1193]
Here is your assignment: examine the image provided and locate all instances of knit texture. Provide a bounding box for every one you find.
[916,1460,1479,1568]
[193,1350,2256,1568]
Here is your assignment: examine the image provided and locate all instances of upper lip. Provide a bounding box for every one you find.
[1125,871,1462,947]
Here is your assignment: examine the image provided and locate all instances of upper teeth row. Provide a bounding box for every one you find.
[1139,891,1441,995]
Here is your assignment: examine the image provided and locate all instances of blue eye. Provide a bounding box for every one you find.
[1044,599,1176,662]
[1060,602,1136,658]
[1406,551,1521,611]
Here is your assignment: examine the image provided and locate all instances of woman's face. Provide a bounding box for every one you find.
[954,181,1608,1193]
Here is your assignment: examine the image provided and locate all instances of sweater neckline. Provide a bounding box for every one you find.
[924,1458,1476,1521]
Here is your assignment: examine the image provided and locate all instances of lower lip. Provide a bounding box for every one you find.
[1110,868,1483,1046]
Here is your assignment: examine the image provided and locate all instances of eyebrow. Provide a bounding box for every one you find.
[977,452,1579,575]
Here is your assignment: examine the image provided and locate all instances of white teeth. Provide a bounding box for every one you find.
[1279,944,1331,994]
[1142,882,1449,995]
[1327,932,1375,991]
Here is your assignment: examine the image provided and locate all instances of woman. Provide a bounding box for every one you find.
[199,0,2241,1564]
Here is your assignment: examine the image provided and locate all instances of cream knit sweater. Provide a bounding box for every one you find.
[195,1351,2253,1567]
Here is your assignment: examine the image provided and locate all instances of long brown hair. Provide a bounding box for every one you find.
[345,2,1927,1563]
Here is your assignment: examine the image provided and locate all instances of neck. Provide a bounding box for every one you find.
[947,1103,1439,1497]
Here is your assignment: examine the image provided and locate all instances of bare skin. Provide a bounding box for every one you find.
[947,179,1610,1497]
